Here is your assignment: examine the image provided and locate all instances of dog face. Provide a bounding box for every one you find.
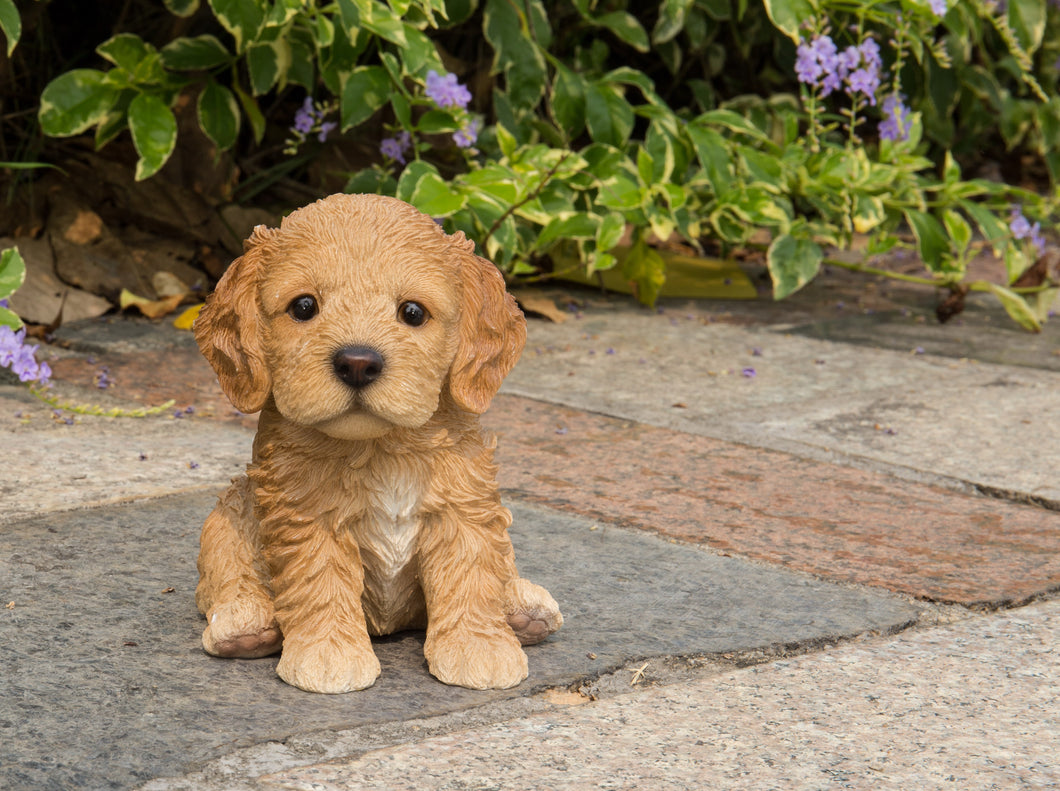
[195,194,526,439]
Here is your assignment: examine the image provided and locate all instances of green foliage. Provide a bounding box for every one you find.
[0,247,26,329]
[15,0,1060,330]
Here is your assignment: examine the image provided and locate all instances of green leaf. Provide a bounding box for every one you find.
[208,0,267,53]
[903,209,950,272]
[161,35,232,70]
[597,170,646,211]
[197,81,240,150]
[0,246,26,300]
[97,33,155,71]
[285,36,315,90]
[959,201,1007,257]
[652,0,692,45]
[397,159,436,203]
[686,125,733,194]
[246,40,284,95]
[484,0,549,110]
[767,233,822,299]
[623,234,666,306]
[359,0,408,46]
[128,93,178,181]
[401,24,444,76]
[416,109,460,134]
[1008,0,1046,55]
[596,212,626,251]
[536,213,600,249]
[0,0,21,56]
[550,61,587,138]
[412,170,466,217]
[345,167,397,196]
[0,305,21,330]
[694,109,777,150]
[38,70,118,137]
[164,0,201,16]
[941,209,972,258]
[232,82,265,143]
[594,11,649,52]
[94,90,135,149]
[984,283,1042,332]
[341,66,391,130]
[585,82,634,147]
[761,0,814,41]
[495,124,517,159]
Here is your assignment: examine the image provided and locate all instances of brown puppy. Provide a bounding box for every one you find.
[193,193,562,693]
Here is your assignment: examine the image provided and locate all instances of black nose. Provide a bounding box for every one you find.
[332,346,384,389]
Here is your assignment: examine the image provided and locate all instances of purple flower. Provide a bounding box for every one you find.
[380,130,412,163]
[847,67,880,104]
[741,367,757,378]
[879,94,913,142]
[425,70,472,110]
[317,121,337,143]
[292,97,316,134]
[837,45,861,75]
[453,117,482,148]
[1010,206,1046,254]
[0,325,50,385]
[928,0,948,15]
[798,33,882,104]
[95,366,113,390]
[795,35,839,91]
[858,38,882,70]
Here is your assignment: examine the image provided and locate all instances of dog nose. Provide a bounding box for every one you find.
[332,346,384,389]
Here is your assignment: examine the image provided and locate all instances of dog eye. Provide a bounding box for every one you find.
[398,301,428,327]
[287,295,318,322]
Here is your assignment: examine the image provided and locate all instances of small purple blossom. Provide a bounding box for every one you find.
[425,70,472,110]
[795,35,838,91]
[95,366,113,390]
[0,325,51,385]
[317,121,337,143]
[928,0,948,16]
[1010,206,1046,255]
[742,367,757,378]
[879,94,913,142]
[797,33,882,104]
[293,97,316,134]
[847,67,880,104]
[453,117,482,148]
[380,130,412,164]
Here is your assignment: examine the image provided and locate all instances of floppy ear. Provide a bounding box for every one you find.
[193,226,273,414]
[448,239,527,414]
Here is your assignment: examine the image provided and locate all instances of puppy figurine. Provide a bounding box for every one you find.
[193,193,562,693]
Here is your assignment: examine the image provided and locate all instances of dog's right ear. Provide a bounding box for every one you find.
[193,225,273,414]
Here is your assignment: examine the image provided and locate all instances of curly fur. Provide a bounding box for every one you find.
[193,194,562,693]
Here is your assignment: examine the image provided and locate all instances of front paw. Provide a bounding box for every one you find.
[276,635,380,694]
[425,628,528,690]
[203,597,282,659]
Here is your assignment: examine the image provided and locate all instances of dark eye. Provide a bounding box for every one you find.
[287,295,318,322]
[399,301,428,327]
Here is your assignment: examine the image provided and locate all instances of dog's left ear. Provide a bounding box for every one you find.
[448,240,527,414]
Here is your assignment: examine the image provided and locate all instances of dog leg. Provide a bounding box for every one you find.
[504,577,563,646]
[197,476,282,659]
[264,518,380,693]
[418,508,529,690]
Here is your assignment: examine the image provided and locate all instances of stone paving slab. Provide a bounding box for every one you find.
[0,387,251,525]
[0,492,920,791]
[503,303,1060,503]
[486,394,1060,607]
[257,599,1060,791]
[789,308,1060,372]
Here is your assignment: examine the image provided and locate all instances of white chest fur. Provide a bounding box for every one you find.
[354,471,427,634]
